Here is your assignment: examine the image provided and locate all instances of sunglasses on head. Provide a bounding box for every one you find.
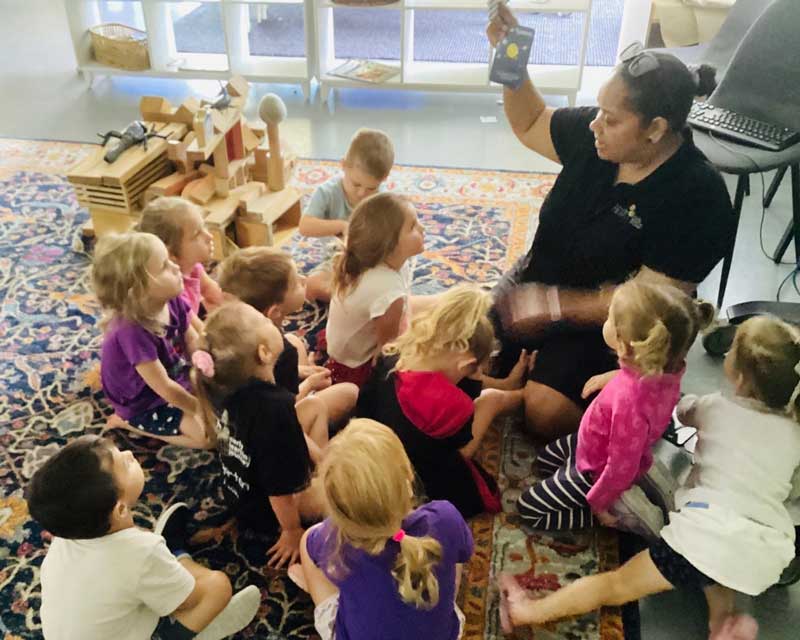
[619,41,659,78]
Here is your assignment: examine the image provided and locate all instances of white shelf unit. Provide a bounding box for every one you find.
[314,0,593,106]
[64,0,316,99]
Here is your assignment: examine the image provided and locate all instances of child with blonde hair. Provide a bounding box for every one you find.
[298,128,395,302]
[192,301,327,568]
[216,247,358,424]
[500,315,800,640]
[357,285,524,518]
[294,419,473,640]
[93,231,211,449]
[137,196,223,328]
[517,280,715,537]
[325,191,424,387]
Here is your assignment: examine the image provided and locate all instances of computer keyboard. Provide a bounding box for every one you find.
[688,102,800,152]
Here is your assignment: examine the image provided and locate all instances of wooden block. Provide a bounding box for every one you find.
[248,122,266,140]
[226,75,249,99]
[215,176,230,198]
[245,186,302,226]
[145,170,199,202]
[174,97,201,124]
[140,96,172,122]
[236,215,272,247]
[182,173,216,205]
[267,151,285,192]
[89,205,139,237]
[213,142,230,179]
[167,139,190,174]
[226,121,245,160]
[241,122,261,154]
[204,193,242,228]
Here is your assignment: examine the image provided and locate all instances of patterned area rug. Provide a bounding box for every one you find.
[0,139,622,640]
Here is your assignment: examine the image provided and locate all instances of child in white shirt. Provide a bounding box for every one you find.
[325,192,424,387]
[28,435,259,640]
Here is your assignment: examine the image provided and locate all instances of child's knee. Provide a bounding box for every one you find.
[197,570,232,608]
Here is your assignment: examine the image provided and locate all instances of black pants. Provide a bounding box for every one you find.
[491,257,617,407]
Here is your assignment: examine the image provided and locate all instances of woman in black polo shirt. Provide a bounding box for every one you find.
[487,5,734,440]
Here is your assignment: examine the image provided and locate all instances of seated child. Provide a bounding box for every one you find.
[298,128,394,302]
[28,435,260,640]
[325,192,424,388]
[293,418,473,640]
[516,280,714,538]
[357,285,523,519]
[93,232,212,449]
[216,246,358,425]
[499,315,800,640]
[192,301,326,567]
[137,196,223,330]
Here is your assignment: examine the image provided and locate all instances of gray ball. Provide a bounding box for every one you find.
[258,94,287,125]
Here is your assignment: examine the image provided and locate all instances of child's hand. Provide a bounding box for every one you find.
[595,510,617,527]
[267,527,304,569]
[581,370,618,399]
[306,369,332,392]
[299,364,328,380]
[503,349,537,389]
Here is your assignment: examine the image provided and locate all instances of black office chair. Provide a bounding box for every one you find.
[686,0,800,308]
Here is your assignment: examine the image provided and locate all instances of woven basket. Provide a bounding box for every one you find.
[90,23,150,71]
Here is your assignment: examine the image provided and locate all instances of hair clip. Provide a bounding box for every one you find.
[392,529,406,543]
[192,350,215,378]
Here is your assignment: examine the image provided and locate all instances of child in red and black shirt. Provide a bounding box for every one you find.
[357,285,525,519]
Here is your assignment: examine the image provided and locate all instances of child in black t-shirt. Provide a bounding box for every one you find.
[192,301,327,568]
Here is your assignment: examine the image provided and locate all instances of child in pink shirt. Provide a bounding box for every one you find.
[137,197,223,330]
[517,280,714,539]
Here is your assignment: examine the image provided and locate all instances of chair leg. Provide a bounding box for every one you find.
[717,175,747,308]
[772,164,800,264]
[764,166,788,208]
[744,174,751,197]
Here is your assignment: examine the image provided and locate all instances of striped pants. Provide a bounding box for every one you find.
[517,433,596,530]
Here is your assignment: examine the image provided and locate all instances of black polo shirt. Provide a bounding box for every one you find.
[522,107,735,288]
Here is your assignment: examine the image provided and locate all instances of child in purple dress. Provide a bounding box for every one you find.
[291,419,473,640]
[93,231,212,449]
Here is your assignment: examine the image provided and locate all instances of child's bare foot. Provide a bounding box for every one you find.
[501,350,536,390]
[498,572,530,634]
[102,413,128,434]
[287,563,308,592]
[709,614,758,640]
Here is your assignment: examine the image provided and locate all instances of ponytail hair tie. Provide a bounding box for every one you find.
[192,350,215,378]
[392,529,406,543]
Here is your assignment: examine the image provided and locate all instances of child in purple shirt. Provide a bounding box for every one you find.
[517,280,714,538]
[93,231,212,449]
[291,419,473,640]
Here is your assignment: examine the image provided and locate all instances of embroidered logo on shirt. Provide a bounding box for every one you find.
[611,203,643,230]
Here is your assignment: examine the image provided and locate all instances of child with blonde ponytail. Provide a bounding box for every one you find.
[517,280,715,538]
[357,284,525,518]
[294,419,473,640]
[499,315,800,640]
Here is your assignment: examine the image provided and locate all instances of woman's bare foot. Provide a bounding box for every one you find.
[498,572,530,634]
[709,614,758,640]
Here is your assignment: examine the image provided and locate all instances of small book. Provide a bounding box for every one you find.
[328,59,401,84]
[490,25,535,90]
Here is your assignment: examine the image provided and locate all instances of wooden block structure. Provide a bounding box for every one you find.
[68,76,302,255]
[67,121,187,236]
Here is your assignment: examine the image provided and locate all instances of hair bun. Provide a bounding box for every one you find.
[689,64,717,98]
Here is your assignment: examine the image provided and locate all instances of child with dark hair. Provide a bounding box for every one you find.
[27,435,259,640]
